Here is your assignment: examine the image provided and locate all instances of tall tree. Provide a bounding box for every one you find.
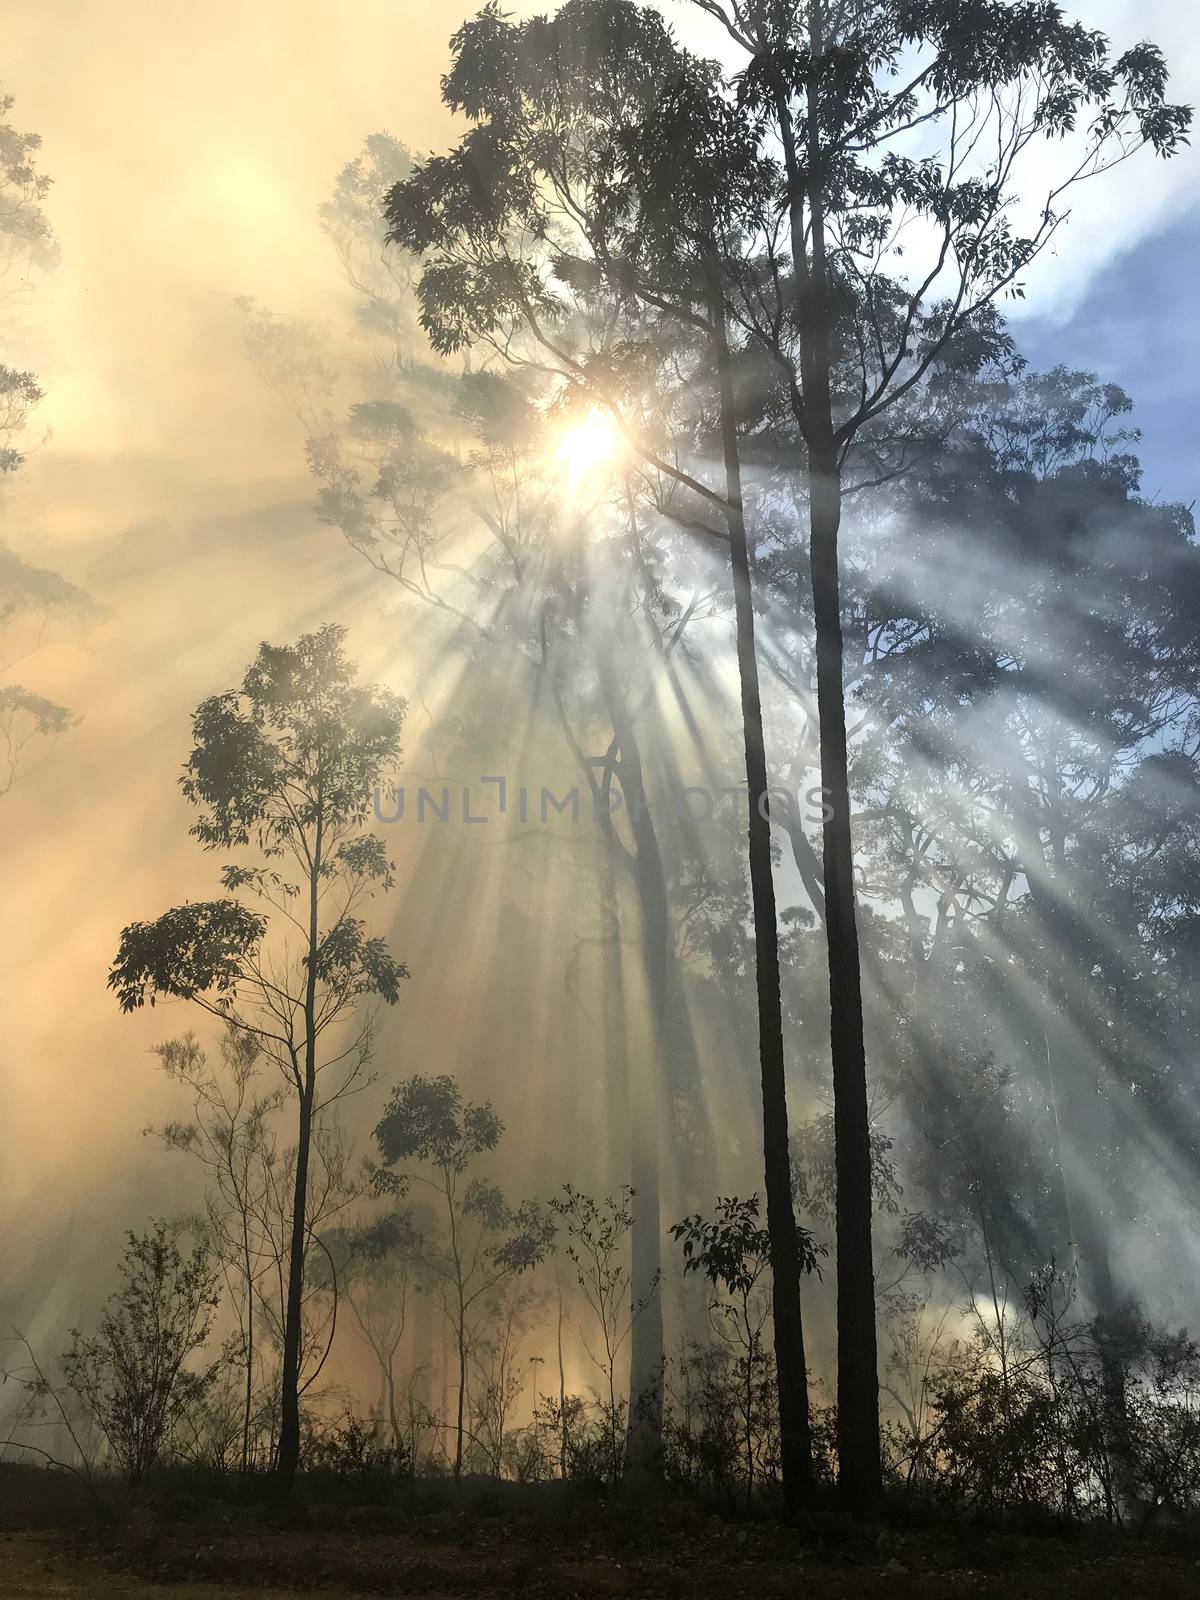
[243,238,712,1469]
[398,0,1187,1500]
[383,3,821,1496]
[109,625,408,1481]
[680,0,1187,1503]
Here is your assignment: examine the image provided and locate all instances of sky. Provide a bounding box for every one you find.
[2,0,1198,1331]
[4,0,1196,550]
[1019,208,1200,507]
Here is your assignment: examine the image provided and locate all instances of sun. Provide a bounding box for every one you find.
[556,406,618,494]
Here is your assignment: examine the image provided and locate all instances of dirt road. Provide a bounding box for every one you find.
[7,1524,1200,1600]
[0,1536,366,1600]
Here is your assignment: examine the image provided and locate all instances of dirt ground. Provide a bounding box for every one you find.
[6,1507,1200,1600]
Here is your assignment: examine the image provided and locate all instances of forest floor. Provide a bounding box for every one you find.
[5,1471,1200,1600]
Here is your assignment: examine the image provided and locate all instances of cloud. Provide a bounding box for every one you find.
[1008,0,1200,321]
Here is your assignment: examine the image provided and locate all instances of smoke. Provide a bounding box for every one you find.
[2,1,1198,1461]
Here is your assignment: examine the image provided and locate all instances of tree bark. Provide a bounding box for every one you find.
[454,1316,467,1478]
[771,12,881,1500]
[240,1207,255,1471]
[276,815,323,1482]
[276,1082,313,1480]
[713,297,814,1500]
[808,442,882,1504]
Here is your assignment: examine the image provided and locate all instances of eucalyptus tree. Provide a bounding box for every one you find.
[321,1209,423,1455]
[318,132,424,382]
[549,1184,661,1485]
[0,680,74,795]
[152,1025,361,1468]
[383,4,821,1495]
[0,548,95,794]
[247,168,718,1466]
[0,364,41,479]
[108,626,408,1481]
[1,86,55,508]
[675,0,1188,1501]
[372,1074,554,1478]
[388,0,1188,1500]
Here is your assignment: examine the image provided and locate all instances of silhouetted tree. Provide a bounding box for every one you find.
[109,625,408,1481]
[382,8,820,1495]
[151,1027,359,1470]
[673,1196,818,1504]
[372,1074,554,1477]
[243,245,709,1471]
[679,1,1187,1500]
[550,1184,659,1482]
[1,84,58,472]
[322,1210,424,1455]
[390,0,1188,1502]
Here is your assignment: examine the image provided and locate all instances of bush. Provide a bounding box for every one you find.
[299,1411,410,1480]
[881,1266,1200,1528]
[62,1221,221,1484]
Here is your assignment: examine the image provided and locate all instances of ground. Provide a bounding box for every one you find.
[4,1469,1200,1599]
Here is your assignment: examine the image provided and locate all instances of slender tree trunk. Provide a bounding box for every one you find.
[439,1319,451,1469]
[455,1318,467,1478]
[276,1083,313,1480]
[772,16,881,1500]
[594,656,666,1471]
[808,442,881,1503]
[594,818,662,1463]
[387,1347,401,1452]
[804,20,879,1497]
[599,847,629,1201]
[241,1219,255,1471]
[556,1272,569,1478]
[713,294,813,1500]
[447,1170,468,1479]
[276,817,323,1483]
